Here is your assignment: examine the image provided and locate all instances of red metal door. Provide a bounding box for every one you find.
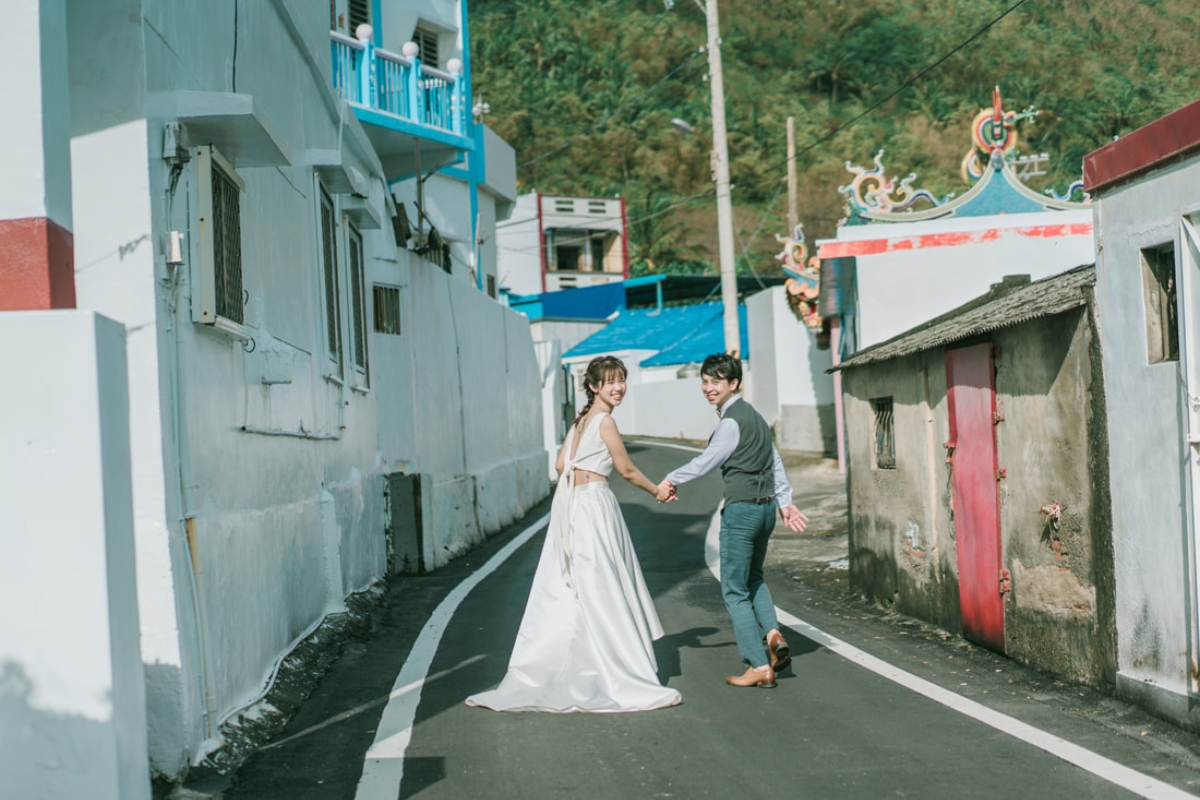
[945,343,1005,652]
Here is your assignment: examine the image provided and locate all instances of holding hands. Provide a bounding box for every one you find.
[655,479,678,504]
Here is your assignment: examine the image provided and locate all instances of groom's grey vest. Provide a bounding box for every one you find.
[720,398,775,504]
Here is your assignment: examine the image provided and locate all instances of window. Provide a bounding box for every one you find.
[872,397,896,470]
[348,0,371,34]
[320,187,343,367]
[374,285,401,335]
[590,237,606,272]
[192,146,246,330]
[556,245,581,272]
[487,274,497,298]
[415,27,439,66]
[347,224,369,380]
[1142,242,1178,364]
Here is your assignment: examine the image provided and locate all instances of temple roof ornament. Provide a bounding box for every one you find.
[838,87,1089,226]
[776,223,827,340]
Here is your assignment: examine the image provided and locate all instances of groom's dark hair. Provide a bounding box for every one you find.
[701,353,742,389]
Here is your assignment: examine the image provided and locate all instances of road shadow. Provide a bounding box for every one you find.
[654,626,727,681]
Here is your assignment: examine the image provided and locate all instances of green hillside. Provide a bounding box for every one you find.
[469,0,1199,275]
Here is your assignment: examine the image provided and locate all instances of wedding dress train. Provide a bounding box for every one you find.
[466,413,681,712]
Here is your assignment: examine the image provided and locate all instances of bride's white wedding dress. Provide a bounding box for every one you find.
[466,412,681,713]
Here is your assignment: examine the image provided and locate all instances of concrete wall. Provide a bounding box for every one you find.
[1092,155,1200,725]
[0,311,150,800]
[64,0,544,778]
[746,286,836,454]
[843,307,1115,687]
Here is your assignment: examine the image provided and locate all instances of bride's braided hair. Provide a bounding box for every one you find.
[575,355,627,429]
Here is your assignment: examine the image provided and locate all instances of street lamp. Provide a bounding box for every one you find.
[669,2,739,357]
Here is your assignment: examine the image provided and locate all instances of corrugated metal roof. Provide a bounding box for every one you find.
[834,264,1095,371]
[564,302,749,367]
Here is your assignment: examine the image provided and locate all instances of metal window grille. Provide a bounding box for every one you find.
[1142,243,1179,364]
[211,163,244,324]
[872,397,896,470]
[373,285,401,335]
[320,189,343,365]
[348,228,367,371]
[348,0,371,33]
[415,27,439,66]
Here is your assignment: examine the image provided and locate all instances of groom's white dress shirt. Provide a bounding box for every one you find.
[665,395,794,508]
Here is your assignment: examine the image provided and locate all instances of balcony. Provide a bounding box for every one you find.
[330,31,473,179]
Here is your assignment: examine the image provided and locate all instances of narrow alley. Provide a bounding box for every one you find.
[171,444,1200,800]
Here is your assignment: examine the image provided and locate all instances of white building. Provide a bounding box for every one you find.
[1084,98,1200,732]
[1,0,547,789]
[496,192,630,296]
[815,91,1094,469]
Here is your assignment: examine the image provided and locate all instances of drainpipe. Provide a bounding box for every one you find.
[163,147,220,739]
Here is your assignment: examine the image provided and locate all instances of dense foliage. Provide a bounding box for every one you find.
[470,0,1199,275]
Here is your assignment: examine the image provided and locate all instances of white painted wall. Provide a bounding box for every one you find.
[0,311,150,800]
[61,0,544,780]
[746,287,835,452]
[1092,155,1200,723]
[496,193,543,296]
[825,210,1095,349]
[0,0,72,228]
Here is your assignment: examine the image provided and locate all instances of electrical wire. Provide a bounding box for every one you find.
[745,0,1033,191]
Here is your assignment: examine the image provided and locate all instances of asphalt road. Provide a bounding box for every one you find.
[207,442,1200,800]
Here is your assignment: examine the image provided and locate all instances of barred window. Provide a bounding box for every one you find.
[320,188,343,366]
[211,162,243,324]
[374,285,401,335]
[348,225,368,375]
[872,397,896,470]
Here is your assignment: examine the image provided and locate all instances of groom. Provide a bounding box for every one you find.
[660,353,808,688]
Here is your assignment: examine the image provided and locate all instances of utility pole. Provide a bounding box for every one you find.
[787,116,798,233]
[705,0,740,357]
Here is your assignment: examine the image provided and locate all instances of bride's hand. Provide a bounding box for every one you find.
[655,479,677,503]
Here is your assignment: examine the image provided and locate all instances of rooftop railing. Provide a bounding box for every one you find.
[330,31,467,138]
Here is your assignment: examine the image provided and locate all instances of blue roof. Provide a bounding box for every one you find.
[564,302,750,367]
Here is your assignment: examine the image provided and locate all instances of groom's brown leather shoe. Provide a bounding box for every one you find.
[725,665,776,688]
[766,630,791,673]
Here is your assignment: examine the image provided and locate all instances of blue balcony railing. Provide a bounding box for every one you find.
[330,31,467,138]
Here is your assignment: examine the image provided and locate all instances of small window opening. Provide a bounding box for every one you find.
[415,27,439,66]
[872,397,896,470]
[1142,242,1178,364]
[373,285,401,335]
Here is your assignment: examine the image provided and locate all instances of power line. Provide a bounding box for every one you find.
[747,0,1033,190]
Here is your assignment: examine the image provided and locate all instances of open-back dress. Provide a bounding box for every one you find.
[465,412,681,712]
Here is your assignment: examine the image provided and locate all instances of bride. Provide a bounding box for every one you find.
[466,355,682,713]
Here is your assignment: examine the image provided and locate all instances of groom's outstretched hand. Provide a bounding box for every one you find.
[655,479,678,503]
[780,505,809,532]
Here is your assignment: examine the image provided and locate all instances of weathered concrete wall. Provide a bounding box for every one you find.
[1092,155,1200,726]
[844,307,1115,687]
[844,351,959,630]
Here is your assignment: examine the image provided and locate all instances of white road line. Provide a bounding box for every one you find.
[701,511,1195,800]
[354,513,550,800]
[627,438,704,454]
